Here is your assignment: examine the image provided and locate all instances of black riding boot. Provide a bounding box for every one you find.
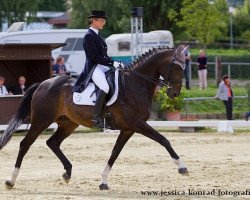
[92,90,107,128]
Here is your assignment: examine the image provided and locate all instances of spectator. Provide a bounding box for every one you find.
[215,75,234,120]
[245,85,250,121]
[12,76,27,95]
[196,49,207,90]
[0,76,10,96]
[245,112,250,121]
[184,50,191,90]
[52,56,68,75]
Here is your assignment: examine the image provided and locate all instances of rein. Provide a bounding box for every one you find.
[128,70,170,87]
[122,57,184,88]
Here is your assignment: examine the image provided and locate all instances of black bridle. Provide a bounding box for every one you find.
[118,57,185,104]
[122,57,185,88]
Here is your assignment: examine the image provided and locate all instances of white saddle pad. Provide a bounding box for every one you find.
[73,69,119,106]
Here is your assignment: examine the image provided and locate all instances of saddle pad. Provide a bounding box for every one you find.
[73,69,119,106]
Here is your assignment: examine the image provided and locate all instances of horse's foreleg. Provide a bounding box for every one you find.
[136,121,188,175]
[46,122,78,184]
[100,130,134,190]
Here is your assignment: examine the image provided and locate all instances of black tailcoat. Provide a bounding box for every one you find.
[74,29,113,91]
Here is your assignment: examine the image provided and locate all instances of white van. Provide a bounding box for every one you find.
[0,26,174,75]
[106,30,174,64]
[0,28,87,76]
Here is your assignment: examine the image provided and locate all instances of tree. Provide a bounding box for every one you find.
[69,0,131,36]
[0,0,68,31]
[178,0,228,48]
[69,0,183,37]
[129,0,183,34]
[0,0,43,30]
[233,0,250,39]
[37,0,67,11]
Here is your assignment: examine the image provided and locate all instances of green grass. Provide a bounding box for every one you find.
[181,85,248,114]
[190,48,250,57]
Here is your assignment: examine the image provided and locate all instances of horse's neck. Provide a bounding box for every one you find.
[133,62,160,79]
[123,50,170,104]
[124,76,156,109]
[124,64,159,104]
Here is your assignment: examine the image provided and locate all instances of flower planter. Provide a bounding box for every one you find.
[165,111,181,121]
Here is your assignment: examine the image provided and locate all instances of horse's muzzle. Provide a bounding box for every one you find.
[166,88,178,99]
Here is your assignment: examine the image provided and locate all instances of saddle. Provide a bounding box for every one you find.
[73,68,123,130]
[91,68,117,103]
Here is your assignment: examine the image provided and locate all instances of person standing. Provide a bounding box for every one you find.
[245,85,250,121]
[245,112,250,121]
[196,49,207,90]
[72,10,123,128]
[215,75,234,120]
[184,50,191,89]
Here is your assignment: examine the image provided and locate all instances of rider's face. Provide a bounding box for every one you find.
[92,18,106,30]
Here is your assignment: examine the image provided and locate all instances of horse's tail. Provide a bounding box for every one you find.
[0,83,40,150]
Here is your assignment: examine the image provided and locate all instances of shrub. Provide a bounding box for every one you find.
[155,87,184,112]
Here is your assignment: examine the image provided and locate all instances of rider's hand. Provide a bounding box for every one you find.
[113,61,124,69]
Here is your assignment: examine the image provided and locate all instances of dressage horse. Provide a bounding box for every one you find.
[0,45,189,190]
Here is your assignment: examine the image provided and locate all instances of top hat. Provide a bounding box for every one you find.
[88,10,108,19]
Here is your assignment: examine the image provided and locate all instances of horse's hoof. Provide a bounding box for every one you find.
[5,180,14,190]
[178,168,189,176]
[99,183,109,190]
[62,172,71,184]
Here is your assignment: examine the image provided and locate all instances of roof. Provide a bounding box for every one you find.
[47,12,70,25]
[36,11,64,18]
[0,43,66,60]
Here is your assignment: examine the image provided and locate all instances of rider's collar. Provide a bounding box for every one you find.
[90,27,99,35]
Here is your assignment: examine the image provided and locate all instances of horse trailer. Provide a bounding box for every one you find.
[106,30,174,64]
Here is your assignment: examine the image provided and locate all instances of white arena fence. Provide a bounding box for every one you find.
[0,119,249,133]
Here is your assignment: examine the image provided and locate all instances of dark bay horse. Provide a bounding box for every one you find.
[0,45,189,190]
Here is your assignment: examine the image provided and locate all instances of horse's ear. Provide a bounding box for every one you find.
[174,45,186,58]
[182,45,189,56]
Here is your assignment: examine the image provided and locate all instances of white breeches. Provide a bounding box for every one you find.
[92,64,110,94]
[198,69,207,89]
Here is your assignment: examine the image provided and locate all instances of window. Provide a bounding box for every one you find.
[62,38,77,51]
[73,38,84,51]
[118,41,130,51]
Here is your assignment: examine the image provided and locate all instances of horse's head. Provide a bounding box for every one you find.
[162,45,189,99]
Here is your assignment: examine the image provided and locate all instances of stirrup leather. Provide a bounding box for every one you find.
[92,118,105,129]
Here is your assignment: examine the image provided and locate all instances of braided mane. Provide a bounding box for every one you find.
[127,46,173,70]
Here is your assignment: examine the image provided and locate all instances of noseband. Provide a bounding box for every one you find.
[166,57,185,88]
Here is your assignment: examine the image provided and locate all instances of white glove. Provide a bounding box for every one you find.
[113,61,124,69]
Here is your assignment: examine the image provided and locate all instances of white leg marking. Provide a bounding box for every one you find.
[101,164,111,185]
[10,168,20,185]
[173,158,187,169]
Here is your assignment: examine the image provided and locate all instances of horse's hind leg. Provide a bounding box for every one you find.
[46,118,78,184]
[5,122,51,189]
[100,130,134,190]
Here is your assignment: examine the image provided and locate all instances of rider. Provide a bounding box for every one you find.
[73,10,123,129]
